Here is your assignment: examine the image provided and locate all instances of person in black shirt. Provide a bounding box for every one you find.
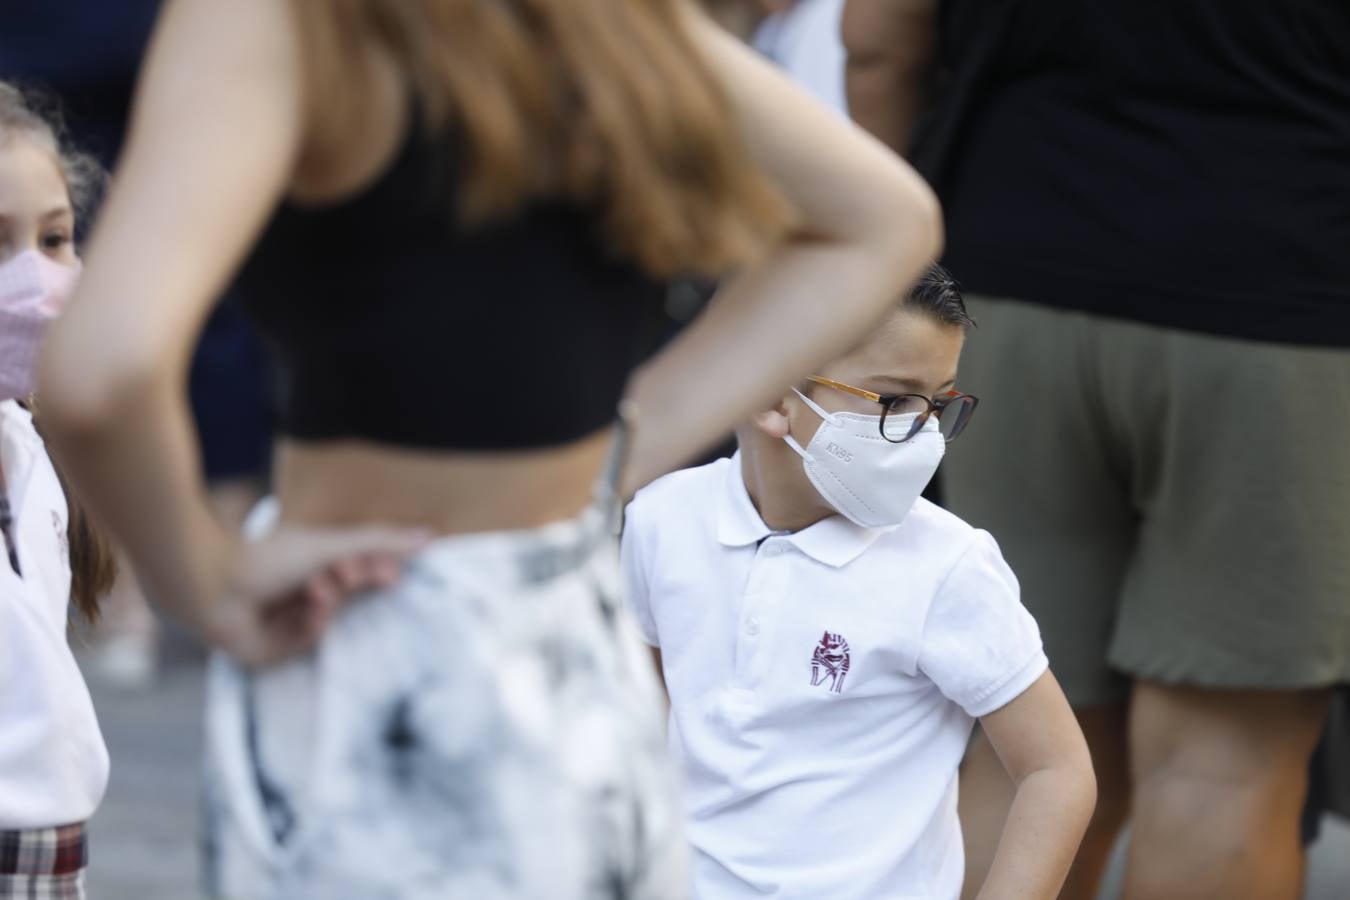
[845,2,1350,898]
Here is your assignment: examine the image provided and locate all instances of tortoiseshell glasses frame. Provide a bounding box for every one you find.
[805,375,979,443]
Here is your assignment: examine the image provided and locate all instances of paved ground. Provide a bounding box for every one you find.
[82,650,204,899]
[80,651,1350,900]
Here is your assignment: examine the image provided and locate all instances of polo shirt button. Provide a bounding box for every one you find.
[746,619,760,636]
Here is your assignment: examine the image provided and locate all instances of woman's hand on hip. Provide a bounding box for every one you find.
[205,523,431,668]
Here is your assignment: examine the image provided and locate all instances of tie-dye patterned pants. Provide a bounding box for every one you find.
[202,504,686,900]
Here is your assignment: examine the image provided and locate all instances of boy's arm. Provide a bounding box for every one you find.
[974,671,1096,900]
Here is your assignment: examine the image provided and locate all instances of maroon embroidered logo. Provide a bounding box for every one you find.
[810,631,850,693]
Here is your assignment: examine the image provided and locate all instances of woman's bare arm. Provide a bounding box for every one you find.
[38,0,423,662]
[39,0,298,615]
[622,2,942,491]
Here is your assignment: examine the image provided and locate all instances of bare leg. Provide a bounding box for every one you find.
[1123,682,1330,900]
[1060,703,1130,900]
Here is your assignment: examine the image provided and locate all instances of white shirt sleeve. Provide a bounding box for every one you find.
[917,530,1048,718]
[619,503,659,647]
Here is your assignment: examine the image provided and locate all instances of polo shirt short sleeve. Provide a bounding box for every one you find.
[918,530,1048,717]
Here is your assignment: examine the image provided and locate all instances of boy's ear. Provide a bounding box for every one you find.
[751,396,793,440]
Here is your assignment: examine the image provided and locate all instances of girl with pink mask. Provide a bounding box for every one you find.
[0,83,117,900]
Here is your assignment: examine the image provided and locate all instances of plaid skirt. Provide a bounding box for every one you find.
[0,825,87,900]
[203,501,686,899]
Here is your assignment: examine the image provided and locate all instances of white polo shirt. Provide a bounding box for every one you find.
[622,456,1046,900]
[0,400,109,828]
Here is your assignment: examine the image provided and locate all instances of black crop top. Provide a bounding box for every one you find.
[233,108,665,451]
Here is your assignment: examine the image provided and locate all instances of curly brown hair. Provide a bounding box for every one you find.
[0,83,105,222]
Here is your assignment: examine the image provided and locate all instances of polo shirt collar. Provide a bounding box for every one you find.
[717,453,893,568]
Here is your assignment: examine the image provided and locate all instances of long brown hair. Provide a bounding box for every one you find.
[291,0,792,277]
[0,84,118,621]
[32,414,119,623]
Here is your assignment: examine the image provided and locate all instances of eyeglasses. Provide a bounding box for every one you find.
[805,375,979,444]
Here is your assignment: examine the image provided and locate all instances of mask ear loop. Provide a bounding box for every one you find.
[783,387,836,462]
[791,387,837,424]
[782,433,811,461]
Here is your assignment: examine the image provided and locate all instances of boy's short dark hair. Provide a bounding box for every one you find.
[905,263,974,328]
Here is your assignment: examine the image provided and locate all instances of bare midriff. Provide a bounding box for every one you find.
[271,426,614,535]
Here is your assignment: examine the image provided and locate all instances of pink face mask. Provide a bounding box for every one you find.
[0,250,81,401]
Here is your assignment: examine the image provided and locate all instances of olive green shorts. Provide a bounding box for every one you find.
[942,296,1350,707]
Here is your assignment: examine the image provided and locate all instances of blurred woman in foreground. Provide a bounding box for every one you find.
[39,0,940,895]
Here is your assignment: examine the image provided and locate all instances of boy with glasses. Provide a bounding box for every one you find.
[621,265,1094,899]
